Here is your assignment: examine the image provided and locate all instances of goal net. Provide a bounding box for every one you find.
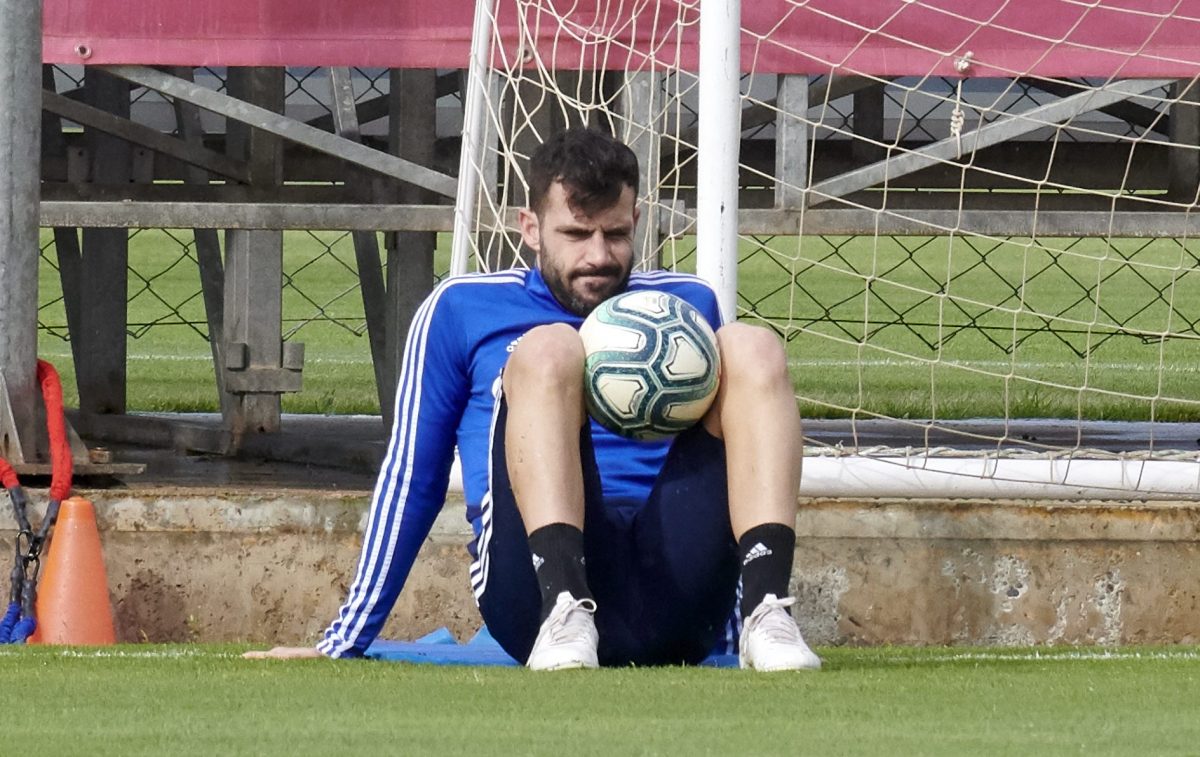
[453,0,1200,499]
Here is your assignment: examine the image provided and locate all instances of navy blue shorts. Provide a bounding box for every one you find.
[473,396,739,667]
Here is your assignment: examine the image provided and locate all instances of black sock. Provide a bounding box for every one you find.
[738,522,796,618]
[527,522,592,620]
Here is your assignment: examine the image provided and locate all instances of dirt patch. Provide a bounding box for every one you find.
[113,568,192,642]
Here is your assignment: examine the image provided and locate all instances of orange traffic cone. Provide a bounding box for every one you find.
[28,497,117,645]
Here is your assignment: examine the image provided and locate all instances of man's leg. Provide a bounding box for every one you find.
[503,323,588,531]
[500,323,598,669]
[703,322,820,671]
[704,322,802,538]
[479,388,687,668]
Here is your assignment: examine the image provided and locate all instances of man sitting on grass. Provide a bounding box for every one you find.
[246,126,820,671]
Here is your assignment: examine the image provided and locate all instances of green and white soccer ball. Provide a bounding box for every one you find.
[579,290,721,440]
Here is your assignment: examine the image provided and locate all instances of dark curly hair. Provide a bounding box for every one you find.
[527,127,640,216]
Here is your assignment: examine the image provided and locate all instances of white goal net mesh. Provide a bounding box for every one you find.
[455,0,1200,498]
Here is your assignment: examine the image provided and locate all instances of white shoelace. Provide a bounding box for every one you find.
[747,595,802,643]
[543,594,597,643]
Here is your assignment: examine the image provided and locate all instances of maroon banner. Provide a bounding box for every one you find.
[43,1,478,68]
[44,0,1200,77]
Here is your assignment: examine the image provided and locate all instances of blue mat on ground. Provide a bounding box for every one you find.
[367,626,520,666]
[366,626,739,667]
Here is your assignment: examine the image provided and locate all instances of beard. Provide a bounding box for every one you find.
[539,252,631,317]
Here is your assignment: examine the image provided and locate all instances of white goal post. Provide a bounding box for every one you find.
[452,0,1200,500]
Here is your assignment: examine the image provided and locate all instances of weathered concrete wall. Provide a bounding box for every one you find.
[3,489,1198,646]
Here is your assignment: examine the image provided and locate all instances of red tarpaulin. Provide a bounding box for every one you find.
[42,0,1200,77]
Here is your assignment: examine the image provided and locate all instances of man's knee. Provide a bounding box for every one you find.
[715,323,790,391]
[503,323,585,396]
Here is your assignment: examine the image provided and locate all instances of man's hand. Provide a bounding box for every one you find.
[242,646,325,660]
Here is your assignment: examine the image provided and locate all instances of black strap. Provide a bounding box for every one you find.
[3,486,60,641]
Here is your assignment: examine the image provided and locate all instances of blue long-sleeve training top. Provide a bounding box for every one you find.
[317,266,722,657]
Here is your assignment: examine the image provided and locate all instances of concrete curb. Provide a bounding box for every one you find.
[3,488,1197,646]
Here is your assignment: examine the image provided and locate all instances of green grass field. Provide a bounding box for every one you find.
[3,644,1199,755]
[35,229,1200,421]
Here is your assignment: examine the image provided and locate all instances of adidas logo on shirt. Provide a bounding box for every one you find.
[531,553,545,571]
[742,542,772,566]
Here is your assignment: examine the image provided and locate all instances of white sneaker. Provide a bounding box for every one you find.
[526,591,599,671]
[739,594,822,671]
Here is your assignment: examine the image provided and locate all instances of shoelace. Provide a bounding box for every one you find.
[544,596,597,643]
[748,596,802,643]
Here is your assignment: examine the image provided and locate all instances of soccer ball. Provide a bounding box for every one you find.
[579,290,721,440]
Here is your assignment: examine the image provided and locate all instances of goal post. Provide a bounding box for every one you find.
[695,0,741,323]
[453,0,1200,500]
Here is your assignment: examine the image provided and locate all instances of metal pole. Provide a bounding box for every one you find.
[0,0,42,462]
[696,0,741,323]
[622,72,664,270]
[450,0,497,276]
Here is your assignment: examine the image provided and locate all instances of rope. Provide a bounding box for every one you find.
[0,459,17,490]
[1,359,74,643]
[950,80,966,159]
[0,603,19,642]
[2,479,36,644]
[38,360,73,504]
[950,53,973,160]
